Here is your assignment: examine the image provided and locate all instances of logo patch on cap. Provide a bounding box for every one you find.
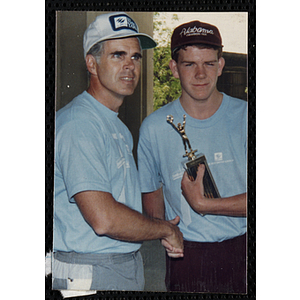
[109,14,138,32]
[180,26,214,37]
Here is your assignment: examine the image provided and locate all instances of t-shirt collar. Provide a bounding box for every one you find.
[83,91,119,120]
[174,93,228,128]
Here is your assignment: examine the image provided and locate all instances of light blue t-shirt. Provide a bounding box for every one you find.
[54,91,142,254]
[138,93,247,242]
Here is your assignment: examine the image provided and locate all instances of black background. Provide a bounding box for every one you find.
[45,1,256,299]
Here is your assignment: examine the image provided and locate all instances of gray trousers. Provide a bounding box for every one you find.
[52,250,145,291]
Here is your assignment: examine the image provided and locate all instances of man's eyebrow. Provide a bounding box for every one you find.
[110,50,127,56]
[110,51,142,58]
[133,52,143,58]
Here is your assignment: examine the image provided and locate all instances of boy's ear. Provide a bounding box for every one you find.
[85,54,97,76]
[169,59,180,79]
[218,57,225,77]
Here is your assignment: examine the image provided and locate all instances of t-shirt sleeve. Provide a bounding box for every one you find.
[56,119,112,202]
[137,121,162,193]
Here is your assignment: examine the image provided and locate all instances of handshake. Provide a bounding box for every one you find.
[160,215,184,258]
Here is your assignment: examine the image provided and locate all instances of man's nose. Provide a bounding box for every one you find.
[124,57,135,70]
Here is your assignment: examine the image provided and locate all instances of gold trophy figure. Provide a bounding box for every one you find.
[167,114,220,199]
[166,115,197,160]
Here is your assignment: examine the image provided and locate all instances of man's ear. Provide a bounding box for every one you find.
[218,57,225,77]
[169,59,180,79]
[85,54,97,76]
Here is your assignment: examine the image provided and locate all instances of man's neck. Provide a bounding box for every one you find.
[87,82,124,113]
[180,91,223,120]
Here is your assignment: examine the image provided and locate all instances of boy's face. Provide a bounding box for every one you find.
[170,46,225,103]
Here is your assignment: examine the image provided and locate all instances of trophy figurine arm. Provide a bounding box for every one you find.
[181,165,247,217]
[166,115,179,132]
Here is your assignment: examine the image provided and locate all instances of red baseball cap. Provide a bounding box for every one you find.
[171,20,223,53]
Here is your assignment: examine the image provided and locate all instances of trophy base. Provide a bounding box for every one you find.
[182,154,221,199]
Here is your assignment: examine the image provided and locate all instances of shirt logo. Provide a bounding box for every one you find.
[109,14,138,32]
[214,152,223,161]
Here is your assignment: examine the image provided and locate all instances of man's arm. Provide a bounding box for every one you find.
[142,187,165,220]
[142,188,183,258]
[181,164,247,217]
[74,190,183,256]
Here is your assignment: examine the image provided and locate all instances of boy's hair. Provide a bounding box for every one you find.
[172,43,223,62]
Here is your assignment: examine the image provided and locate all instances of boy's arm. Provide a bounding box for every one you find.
[181,164,247,217]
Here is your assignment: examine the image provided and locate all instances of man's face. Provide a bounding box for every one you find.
[95,37,142,101]
[170,46,225,103]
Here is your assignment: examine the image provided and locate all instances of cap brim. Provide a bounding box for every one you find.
[88,33,157,54]
[136,34,157,50]
[108,33,157,50]
[172,41,223,53]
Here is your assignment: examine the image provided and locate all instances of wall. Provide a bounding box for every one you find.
[218,52,248,101]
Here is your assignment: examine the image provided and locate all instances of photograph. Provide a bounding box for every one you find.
[50,10,250,297]
[4,1,300,300]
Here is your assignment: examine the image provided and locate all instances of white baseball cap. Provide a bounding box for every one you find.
[83,12,157,57]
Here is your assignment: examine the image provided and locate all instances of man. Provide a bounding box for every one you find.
[138,20,247,293]
[52,12,183,292]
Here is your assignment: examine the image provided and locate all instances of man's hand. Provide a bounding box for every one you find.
[161,216,184,258]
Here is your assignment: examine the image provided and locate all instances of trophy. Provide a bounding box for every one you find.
[167,114,220,199]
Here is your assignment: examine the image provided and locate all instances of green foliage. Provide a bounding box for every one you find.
[153,46,182,111]
[153,13,181,111]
